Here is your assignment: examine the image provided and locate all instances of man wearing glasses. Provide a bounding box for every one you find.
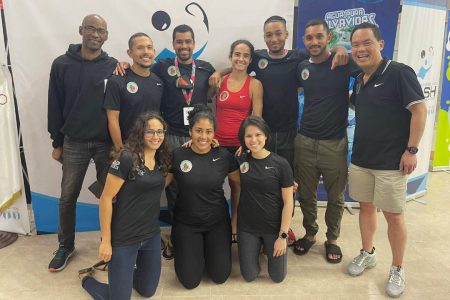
[47,14,117,272]
[104,32,163,151]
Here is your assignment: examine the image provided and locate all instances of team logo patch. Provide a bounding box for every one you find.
[126,82,138,94]
[180,160,193,173]
[111,160,120,170]
[240,162,249,174]
[219,91,229,101]
[258,58,268,69]
[301,68,310,80]
[168,65,177,76]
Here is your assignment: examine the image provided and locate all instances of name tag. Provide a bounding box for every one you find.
[183,107,194,126]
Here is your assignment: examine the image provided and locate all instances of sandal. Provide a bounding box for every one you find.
[162,242,174,260]
[324,241,342,264]
[78,266,94,285]
[287,228,296,247]
[92,260,109,271]
[293,237,316,255]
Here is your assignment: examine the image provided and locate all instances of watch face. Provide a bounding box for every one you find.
[280,232,288,239]
[408,147,419,154]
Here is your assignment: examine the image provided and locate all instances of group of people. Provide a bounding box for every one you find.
[47,12,426,300]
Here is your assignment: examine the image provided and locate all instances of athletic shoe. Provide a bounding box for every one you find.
[347,247,377,276]
[386,266,406,298]
[48,246,75,272]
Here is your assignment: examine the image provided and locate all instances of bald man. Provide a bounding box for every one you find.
[48,14,117,272]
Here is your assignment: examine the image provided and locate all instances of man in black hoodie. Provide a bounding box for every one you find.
[47,14,117,272]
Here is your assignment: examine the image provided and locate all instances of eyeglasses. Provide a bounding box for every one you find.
[81,25,108,36]
[144,129,166,137]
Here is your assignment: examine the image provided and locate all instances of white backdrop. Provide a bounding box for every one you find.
[396,0,446,197]
[3,0,294,231]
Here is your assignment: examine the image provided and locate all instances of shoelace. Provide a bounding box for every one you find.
[388,269,404,286]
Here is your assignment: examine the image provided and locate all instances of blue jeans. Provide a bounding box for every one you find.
[58,136,111,248]
[238,231,287,283]
[82,233,161,300]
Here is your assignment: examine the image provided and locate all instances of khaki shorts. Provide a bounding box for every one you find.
[349,163,407,213]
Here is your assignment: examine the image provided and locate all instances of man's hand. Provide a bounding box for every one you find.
[331,46,349,70]
[114,62,130,76]
[209,71,222,89]
[52,147,63,164]
[399,151,417,175]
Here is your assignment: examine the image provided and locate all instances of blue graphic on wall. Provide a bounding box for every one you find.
[151,2,209,61]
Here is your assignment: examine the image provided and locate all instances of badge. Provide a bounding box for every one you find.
[240,162,249,174]
[168,65,177,76]
[258,58,268,69]
[126,81,138,94]
[183,107,195,126]
[219,91,229,101]
[180,160,193,173]
[301,68,309,80]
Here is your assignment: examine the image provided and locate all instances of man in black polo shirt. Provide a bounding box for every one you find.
[346,23,426,298]
[293,19,358,263]
[105,33,163,150]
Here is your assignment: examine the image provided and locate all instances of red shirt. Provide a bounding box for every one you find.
[215,75,252,147]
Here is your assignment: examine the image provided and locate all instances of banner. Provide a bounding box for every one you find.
[3,0,294,233]
[397,0,447,197]
[297,0,400,205]
[432,9,450,170]
[0,68,31,235]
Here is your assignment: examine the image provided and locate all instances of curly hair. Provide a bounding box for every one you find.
[111,112,171,178]
[187,104,216,130]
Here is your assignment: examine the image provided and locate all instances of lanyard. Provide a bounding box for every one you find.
[174,57,196,106]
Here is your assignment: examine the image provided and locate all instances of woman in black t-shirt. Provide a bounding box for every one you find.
[237,116,294,283]
[80,112,171,299]
[166,104,240,289]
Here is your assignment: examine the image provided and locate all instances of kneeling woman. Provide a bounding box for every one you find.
[237,116,294,283]
[81,112,171,299]
[167,105,240,289]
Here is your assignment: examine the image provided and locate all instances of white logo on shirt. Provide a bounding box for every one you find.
[156,83,162,86]
[265,166,275,170]
[167,65,177,76]
[301,68,310,80]
[111,160,120,170]
[239,95,246,99]
[135,166,145,176]
[374,82,384,87]
[240,162,249,173]
[219,91,229,101]
[126,82,138,94]
[258,58,268,69]
[180,160,193,173]
[212,157,221,162]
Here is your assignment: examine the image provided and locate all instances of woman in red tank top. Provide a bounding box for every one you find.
[215,40,263,154]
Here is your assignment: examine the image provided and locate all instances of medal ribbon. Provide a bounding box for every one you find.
[174,57,196,106]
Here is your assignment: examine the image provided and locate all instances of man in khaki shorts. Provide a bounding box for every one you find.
[347,23,427,298]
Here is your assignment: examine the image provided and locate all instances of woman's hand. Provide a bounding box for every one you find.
[98,240,112,262]
[273,237,287,257]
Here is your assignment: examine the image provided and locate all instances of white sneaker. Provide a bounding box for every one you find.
[386,266,405,298]
[347,248,377,276]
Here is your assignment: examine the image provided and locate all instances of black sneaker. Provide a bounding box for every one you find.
[48,246,75,272]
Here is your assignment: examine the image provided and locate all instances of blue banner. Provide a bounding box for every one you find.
[297,0,401,58]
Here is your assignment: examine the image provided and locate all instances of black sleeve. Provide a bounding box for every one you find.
[104,76,122,111]
[349,57,362,78]
[47,59,65,148]
[226,151,239,173]
[278,157,293,187]
[295,48,310,61]
[202,61,216,75]
[108,151,133,179]
[296,62,304,88]
[397,65,425,107]
[350,77,360,106]
[151,61,162,78]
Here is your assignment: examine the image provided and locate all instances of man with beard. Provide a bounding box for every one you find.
[104,33,163,151]
[47,14,117,272]
[293,19,358,263]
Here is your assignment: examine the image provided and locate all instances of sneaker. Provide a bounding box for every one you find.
[347,248,377,276]
[48,246,75,272]
[386,266,405,298]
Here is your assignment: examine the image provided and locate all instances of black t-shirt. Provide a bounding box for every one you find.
[104,69,164,140]
[350,58,424,170]
[108,150,165,246]
[297,55,359,139]
[151,58,215,136]
[237,153,293,234]
[170,147,239,226]
[248,49,309,132]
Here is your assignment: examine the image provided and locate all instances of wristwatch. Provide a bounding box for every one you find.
[406,146,419,154]
[279,231,288,239]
